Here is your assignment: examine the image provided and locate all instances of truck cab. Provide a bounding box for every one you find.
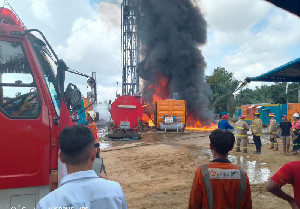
[0,7,77,208]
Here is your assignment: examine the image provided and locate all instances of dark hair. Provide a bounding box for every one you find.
[59,125,94,165]
[209,129,235,155]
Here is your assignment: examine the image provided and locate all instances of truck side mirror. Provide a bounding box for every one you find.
[57,59,66,99]
[65,83,82,110]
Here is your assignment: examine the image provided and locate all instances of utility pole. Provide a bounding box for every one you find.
[121,0,140,96]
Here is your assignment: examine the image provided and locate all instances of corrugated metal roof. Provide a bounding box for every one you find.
[246,58,300,82]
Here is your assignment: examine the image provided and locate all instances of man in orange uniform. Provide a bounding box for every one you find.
[87,110,100,157]
[189,129,252,209]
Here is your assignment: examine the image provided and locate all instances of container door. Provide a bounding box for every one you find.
[0,39,50,189]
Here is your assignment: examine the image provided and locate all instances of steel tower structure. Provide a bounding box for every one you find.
[121,0,140,96]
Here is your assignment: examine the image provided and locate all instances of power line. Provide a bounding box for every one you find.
[5,1,27,29]
[19,0,37,14]
[199,2,263,74]
[91,7,112,71]
[53,16,100,44]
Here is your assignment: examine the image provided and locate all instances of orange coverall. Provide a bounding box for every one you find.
[189,161,252,209]
[88,121,98,142]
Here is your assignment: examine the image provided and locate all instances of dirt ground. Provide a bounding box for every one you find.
[100,131,299,209]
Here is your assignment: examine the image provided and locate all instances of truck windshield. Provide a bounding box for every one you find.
[28,34,61,116]
[0,40,41,118]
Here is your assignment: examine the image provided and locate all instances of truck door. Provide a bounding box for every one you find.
[0,39,50,189]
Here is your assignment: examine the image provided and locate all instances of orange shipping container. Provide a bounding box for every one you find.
[287,103,300,121]
[241,105,258,123]
[155,99,186,129]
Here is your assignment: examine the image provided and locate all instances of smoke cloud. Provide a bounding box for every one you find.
[137,0,214,123]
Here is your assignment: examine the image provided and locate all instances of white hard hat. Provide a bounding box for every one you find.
[293,113,300,118]
[87,110,96,120]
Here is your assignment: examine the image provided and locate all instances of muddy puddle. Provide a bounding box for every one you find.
[229,155,270,184]
[198,149,270,184]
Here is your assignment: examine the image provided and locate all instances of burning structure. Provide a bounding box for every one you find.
[121,0,216,131]
[137,0,215,128]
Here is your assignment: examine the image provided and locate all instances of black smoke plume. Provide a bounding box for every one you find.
[137,0,213,123]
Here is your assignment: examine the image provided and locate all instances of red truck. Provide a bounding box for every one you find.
[0,7,93,208]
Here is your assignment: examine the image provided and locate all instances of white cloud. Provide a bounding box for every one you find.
[31,0,52,23]
[4,0,300,102]
[201,0,271,32]
[55,2,122,102]
[201,0,300,83]
[6,0,122,102]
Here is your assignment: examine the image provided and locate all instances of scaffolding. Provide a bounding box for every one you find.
[121,0,140,96]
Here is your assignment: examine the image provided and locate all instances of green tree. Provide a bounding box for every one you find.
[206,67,240,116]
[240,85,272,104]
[268,83,287,104]
[286,83,300,103]
[239,82,300,105]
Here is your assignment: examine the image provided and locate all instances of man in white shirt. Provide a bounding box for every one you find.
[37,125,127,209]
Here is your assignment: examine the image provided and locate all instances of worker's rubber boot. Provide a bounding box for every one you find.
[243,148,247,153]
[235,147,241,152]
[253,147,261,154]
[253,150,261,154]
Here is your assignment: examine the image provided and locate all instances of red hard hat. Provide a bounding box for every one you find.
[222,115,228,119]
[240,115,246,119]
[269,113,275,117]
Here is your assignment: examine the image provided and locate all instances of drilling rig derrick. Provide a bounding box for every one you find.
[121,0,140,96]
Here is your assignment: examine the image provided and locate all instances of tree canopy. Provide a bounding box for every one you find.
[205,67,300,117]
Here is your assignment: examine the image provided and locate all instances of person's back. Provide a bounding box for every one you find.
[234,116,250,153]
[235,118,249,137]
[190,162,251,209]
[218,115,234,130]
[38,171,126,208]
[189,129,252,209]
[269,117,278,136]
[37,125,127,209]
[252,118,262,136]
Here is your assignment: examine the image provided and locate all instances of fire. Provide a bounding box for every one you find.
[141,113,155,127]
[186,116,217,132]
[148,74,169,104]
[148,119,155,127]
[144,74,217,131]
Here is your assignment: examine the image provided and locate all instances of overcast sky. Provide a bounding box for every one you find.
[2,0,300,102]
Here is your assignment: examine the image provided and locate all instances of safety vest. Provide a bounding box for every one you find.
[200,164,247,209]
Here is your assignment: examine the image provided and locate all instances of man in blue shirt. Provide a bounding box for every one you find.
[218,115,234,130]
[37,125,127,209]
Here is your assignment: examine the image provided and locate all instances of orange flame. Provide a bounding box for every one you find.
[151,74,169,104]
[186,116,217,131]
[141,113,155,127]
[148,119,155,127]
